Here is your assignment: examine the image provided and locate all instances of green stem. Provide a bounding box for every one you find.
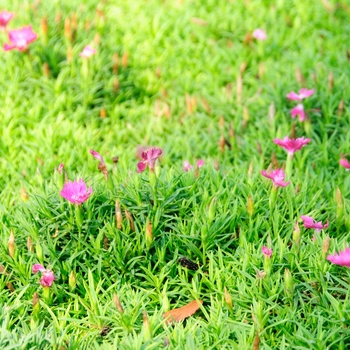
[285,153,293,178]
[269,187,277,215]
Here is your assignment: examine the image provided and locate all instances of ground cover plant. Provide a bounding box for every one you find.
[1,0,350,348]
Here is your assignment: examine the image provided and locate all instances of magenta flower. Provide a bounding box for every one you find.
[60,179,93,205]
[0,10,14,30]
[4,25,38,51]
[183,159,204,172]
[287,88,315,101]
[32,264,55,287]
[90,149,105,165]
[300,216,329,232]
[339,158,350,170]
[290,104,306,122]
[261,169,290,187]
[80,45,96,58]
[252,29,267,40]
[137,147,162,173]
[327,248,350,268]
[274,136,310,156]
[183,161,193,172]
[262,246,272,258]
[90,149,108,180]
[197,159,204,167]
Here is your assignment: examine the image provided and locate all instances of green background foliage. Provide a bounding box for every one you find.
[1,0,350,348]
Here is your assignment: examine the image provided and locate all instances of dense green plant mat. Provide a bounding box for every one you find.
[1,0,350,349]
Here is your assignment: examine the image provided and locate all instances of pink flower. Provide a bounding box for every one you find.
[4,25,38,51]
[287,88,315,101]
[80,45,96,58]
[262,246,272,258]
[89,149,105,165]
[137,147,162,173]
[183,159,204,172]
[252,29,267,40]
[60,179,93,204]
[197,159,204,167]
[183,161,193,172]
[327,248,350,268]
[339,158,350,170]
[273,136,310,156]
[0,10,14,30]
[290,104,306,122]
[300,216,329,231]
[261,169,290,187]
[40,270,55,287]
[32,264,55,287]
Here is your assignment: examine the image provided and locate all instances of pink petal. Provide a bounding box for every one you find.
[40,270,55,287]
[89,149,105,164]
[261,169,289,187]
[80,45,96,58]
[137,161,147,173]
[340,158,350,169]
[252,29,267,40]
[261,246,272,258]
[197,160,204,168]
[299,88,314,99]
[32,264,46,273]
[183,161,193,172]
[287,92,301,101]
[290,104,306,122]
[327,248,350,268]
[60,179,93,204]
[273,136,310,155]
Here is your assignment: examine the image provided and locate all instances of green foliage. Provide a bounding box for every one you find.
[1,0,350,348]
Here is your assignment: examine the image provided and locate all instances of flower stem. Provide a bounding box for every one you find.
[285,153,293,178]
[269,187,277,215]
[42,287,51,304]
[75,204,83,231]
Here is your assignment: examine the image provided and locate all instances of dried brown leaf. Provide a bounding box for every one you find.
[163,300,203,324]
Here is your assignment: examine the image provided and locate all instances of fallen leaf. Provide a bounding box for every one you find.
[163,300,203,324]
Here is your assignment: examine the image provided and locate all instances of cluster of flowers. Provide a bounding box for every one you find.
[0,10,38,51]
[32,147,207,287]
[1,9,95,57]
[259,88,350,267]
[4,14,345,284]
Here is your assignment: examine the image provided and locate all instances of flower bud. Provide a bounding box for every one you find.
[224,287,233,312]
[21,187,29,202]
[64,18,71,42]
[27,236,34,253]
[69,271,76,291]
[8,230,15,258]
[113,294,124,314]
[247,195,254,218]
[284,268,293,298]
[125,210,135,231]
[208,197,217,223]
[292,221,301,246]
[42,62,50,77]
[335,187,344,222]
[142,311,151,341]
[115,200,123,230]
[121,51,129,68]
[40,17,48,45]
[146,220,152,249]
[322,235,330,258]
